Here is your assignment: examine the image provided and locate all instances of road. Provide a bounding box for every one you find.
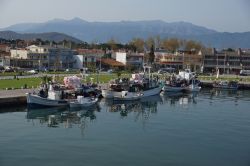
[0,73,80,80]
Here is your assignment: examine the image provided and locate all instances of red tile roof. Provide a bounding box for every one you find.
[99,58,125,67]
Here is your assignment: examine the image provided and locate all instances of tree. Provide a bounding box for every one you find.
[145,37,155,50]
[184,40,203,52]
[148,45,155,65]
[107,38,118,50]
[162,38,180,52]
[155,35,162,49]
[129,38,145,52]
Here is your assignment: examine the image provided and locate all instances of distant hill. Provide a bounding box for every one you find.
[0,31,82,43]
[1,18,250,48]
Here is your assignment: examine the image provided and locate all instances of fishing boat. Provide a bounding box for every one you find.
[26,89,68,109]
[212,81,239,90]
[113,91,143,101]
[69,96,98,108]
[162,84,186,92]
[185,79,201,92]
[102,66,162,99]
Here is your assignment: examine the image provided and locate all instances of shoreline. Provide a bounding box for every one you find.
[0,81,250,109]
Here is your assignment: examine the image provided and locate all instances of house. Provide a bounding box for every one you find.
[0,44,10,52]
[73,49,105,70]
[115,52,144,69]
[99,58,125,70]
[0,50,10,66]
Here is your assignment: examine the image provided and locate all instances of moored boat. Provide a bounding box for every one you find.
[113,91,143,101]
[26,92,68,109]
[184,79,201,92]
[212,81,239,90]
[102,66,162,99]
[69,96,98,108]
[162,84,186,92]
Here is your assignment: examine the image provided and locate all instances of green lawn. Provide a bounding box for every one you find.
[0,72,33,76]
[0,73,131,89]
[0,78,42,89]
[82,73,131,83]
[198,75,250,82]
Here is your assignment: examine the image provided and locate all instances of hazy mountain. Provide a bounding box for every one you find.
[0,31,82,43]
[1,18,250,48]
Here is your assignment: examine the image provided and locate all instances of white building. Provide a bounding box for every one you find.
[73,55,97,69]
[10,49,29,59]
[115,52,144,68]
[10,45,75,70]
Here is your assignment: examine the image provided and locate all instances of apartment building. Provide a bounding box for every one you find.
[10,45,75,70]
[201,48,250,74]
[154,50,184,70]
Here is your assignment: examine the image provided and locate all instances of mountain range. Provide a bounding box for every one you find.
[1,17,250,48]
[0,31,81,43]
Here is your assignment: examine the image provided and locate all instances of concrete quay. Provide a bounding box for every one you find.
[200,80,250,89]
[0,89,34,107]
[0,81,250,108]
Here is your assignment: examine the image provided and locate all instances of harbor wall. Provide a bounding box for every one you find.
[0,96,27,107]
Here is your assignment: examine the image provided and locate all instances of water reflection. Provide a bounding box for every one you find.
[104,95,162,115]
[102,95,163,127]
[26,105,100,136]
[161,92,199,106]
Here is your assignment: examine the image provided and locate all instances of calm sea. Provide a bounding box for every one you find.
[1,89,250,166]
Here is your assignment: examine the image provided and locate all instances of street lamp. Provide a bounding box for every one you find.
[60,60,62,70]
[38,59,41,71]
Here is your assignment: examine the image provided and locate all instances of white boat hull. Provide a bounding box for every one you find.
[69,98,98,108]
[162,85,185,92]
[185,85,201,92]
[102,86,162,99]
[113,92,142,101]
[26,93,68,109]
[101,89,122,99]
[138,87,162,98]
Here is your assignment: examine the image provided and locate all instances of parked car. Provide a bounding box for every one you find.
[239,70,250,76]
[27,69,38,74]
[0,66,4,72]
[157,68,175,74]
[107,69,113,73]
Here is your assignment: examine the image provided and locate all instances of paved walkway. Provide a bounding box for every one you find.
[0,89,34,98]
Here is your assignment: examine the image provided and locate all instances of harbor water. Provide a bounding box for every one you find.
[1,89,250,166]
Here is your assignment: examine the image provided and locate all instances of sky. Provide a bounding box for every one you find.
[0,0,249,32]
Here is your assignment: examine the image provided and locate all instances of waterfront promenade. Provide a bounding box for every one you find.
[0,80,250,107]
[0,89,34,98]
[0,89,34,107]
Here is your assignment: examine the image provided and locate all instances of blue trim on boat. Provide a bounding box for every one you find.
[27,103,67,109]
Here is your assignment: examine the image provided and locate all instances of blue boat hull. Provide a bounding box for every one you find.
[26,93,68,109]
